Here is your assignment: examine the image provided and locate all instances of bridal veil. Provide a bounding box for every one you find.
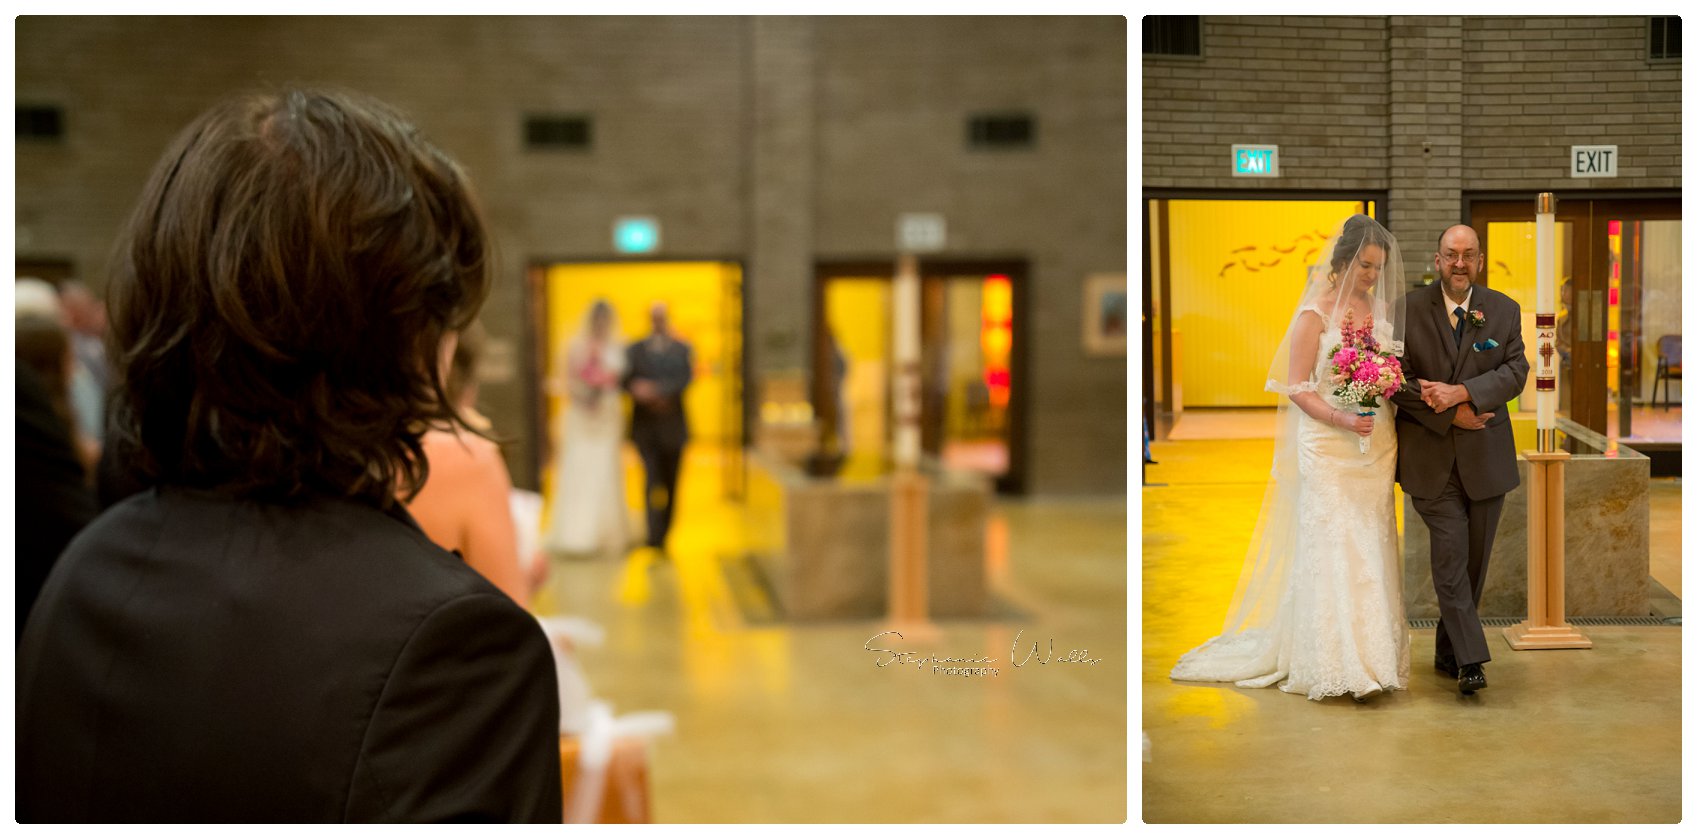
[1171,213,1406,684]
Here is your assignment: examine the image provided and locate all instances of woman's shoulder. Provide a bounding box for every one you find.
[1295,301,1330,329]
[1304,289,1343,314]
[412,431,510,542]
[421,429,505,473]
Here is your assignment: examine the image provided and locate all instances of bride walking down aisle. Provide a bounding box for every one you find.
[544,300,632,557]
[1171,214,1411,701]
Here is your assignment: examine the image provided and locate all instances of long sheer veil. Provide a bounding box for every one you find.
[1172,213,1405,684]
[564,299,625,401]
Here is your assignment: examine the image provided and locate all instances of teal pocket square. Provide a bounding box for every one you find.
[1472,338,1500,352]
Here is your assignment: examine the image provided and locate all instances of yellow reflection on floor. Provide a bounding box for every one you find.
[1142,436,1681,823]
[537,444,1128,822]
[613,547,653,606]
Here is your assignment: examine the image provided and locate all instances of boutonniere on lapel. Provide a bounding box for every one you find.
[1472,338,1500,353]
[1466,309,1486,328]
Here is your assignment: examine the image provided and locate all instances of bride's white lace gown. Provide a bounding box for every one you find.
[1171,305,1411,700]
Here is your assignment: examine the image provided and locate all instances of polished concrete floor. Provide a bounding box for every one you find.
[1163,404,1684,446]
[1141,437,1681,823]
[533,447,1127,822]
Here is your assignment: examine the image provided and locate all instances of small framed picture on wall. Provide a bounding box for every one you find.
[1083,273,1127,356]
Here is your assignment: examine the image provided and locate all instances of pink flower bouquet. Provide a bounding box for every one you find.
[1326,309,1405,453]
[574,353,618,409]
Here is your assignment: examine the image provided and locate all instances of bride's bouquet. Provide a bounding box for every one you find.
[1326,309,1404,454]
[575,351,618,410]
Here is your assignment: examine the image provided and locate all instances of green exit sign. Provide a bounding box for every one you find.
[1231,144,1279,177]
[613,216,660,254]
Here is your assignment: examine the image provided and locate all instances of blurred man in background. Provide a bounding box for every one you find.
[623,302,692,558]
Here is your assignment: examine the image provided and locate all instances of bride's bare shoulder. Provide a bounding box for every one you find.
[1292,307,1325,337]
[1300,292,1338,321]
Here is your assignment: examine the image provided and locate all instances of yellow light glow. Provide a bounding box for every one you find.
[1163,687,1254,731]
[540,261,741,526]
[1606,231,1621,382]
[826,278,893,470]
[982,279,1012,323]
[979,276,1014,419]
[615,551,652,605]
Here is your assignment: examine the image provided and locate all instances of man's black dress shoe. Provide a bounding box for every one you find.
[1434,655,1459,679]
[1458,663,1487,695]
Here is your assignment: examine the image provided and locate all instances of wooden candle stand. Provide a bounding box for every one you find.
[1504,449,1592,650]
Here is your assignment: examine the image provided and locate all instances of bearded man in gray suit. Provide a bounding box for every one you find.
[1390,224,1530,696]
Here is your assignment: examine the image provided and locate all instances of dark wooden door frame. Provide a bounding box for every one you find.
[1141,198,1155,460]
[812,257,1030,495]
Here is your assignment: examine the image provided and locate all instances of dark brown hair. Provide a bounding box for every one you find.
[445,320,486,408]
[107,89,491,505]
[16,316,74,424]
[1330,214,1390,276]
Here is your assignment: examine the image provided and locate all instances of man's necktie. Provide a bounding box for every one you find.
[1453,306,1466,348]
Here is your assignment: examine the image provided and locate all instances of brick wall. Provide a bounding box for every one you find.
[16,16,1128,495]
[1388,16,1463,283]
[749,16,816,379]
[1462,16,1682,188]
[1142,16,1392,191]
[1143,15,1681,280]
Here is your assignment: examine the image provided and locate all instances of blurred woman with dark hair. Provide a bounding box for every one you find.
[15,316,81,445]
[14,315,98,636]
[17,89,562,822]
[16,305,101,473]
[405,321,550,606]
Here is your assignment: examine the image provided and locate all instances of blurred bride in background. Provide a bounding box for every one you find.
[544,299,632,557]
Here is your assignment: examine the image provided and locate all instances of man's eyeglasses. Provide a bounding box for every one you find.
[1440,252,1479,265]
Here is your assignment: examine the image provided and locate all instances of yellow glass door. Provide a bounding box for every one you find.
[1163,198,1372,408]
[538,261,743,516]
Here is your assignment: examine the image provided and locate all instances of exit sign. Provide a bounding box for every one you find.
[896,212,946,253]
[1231,144,1280,177]
[613,216,660,253]
[1571,145,1618,178]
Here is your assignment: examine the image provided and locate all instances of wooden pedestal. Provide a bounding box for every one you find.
[887,470,937,640]
[1504,450,1593,650]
